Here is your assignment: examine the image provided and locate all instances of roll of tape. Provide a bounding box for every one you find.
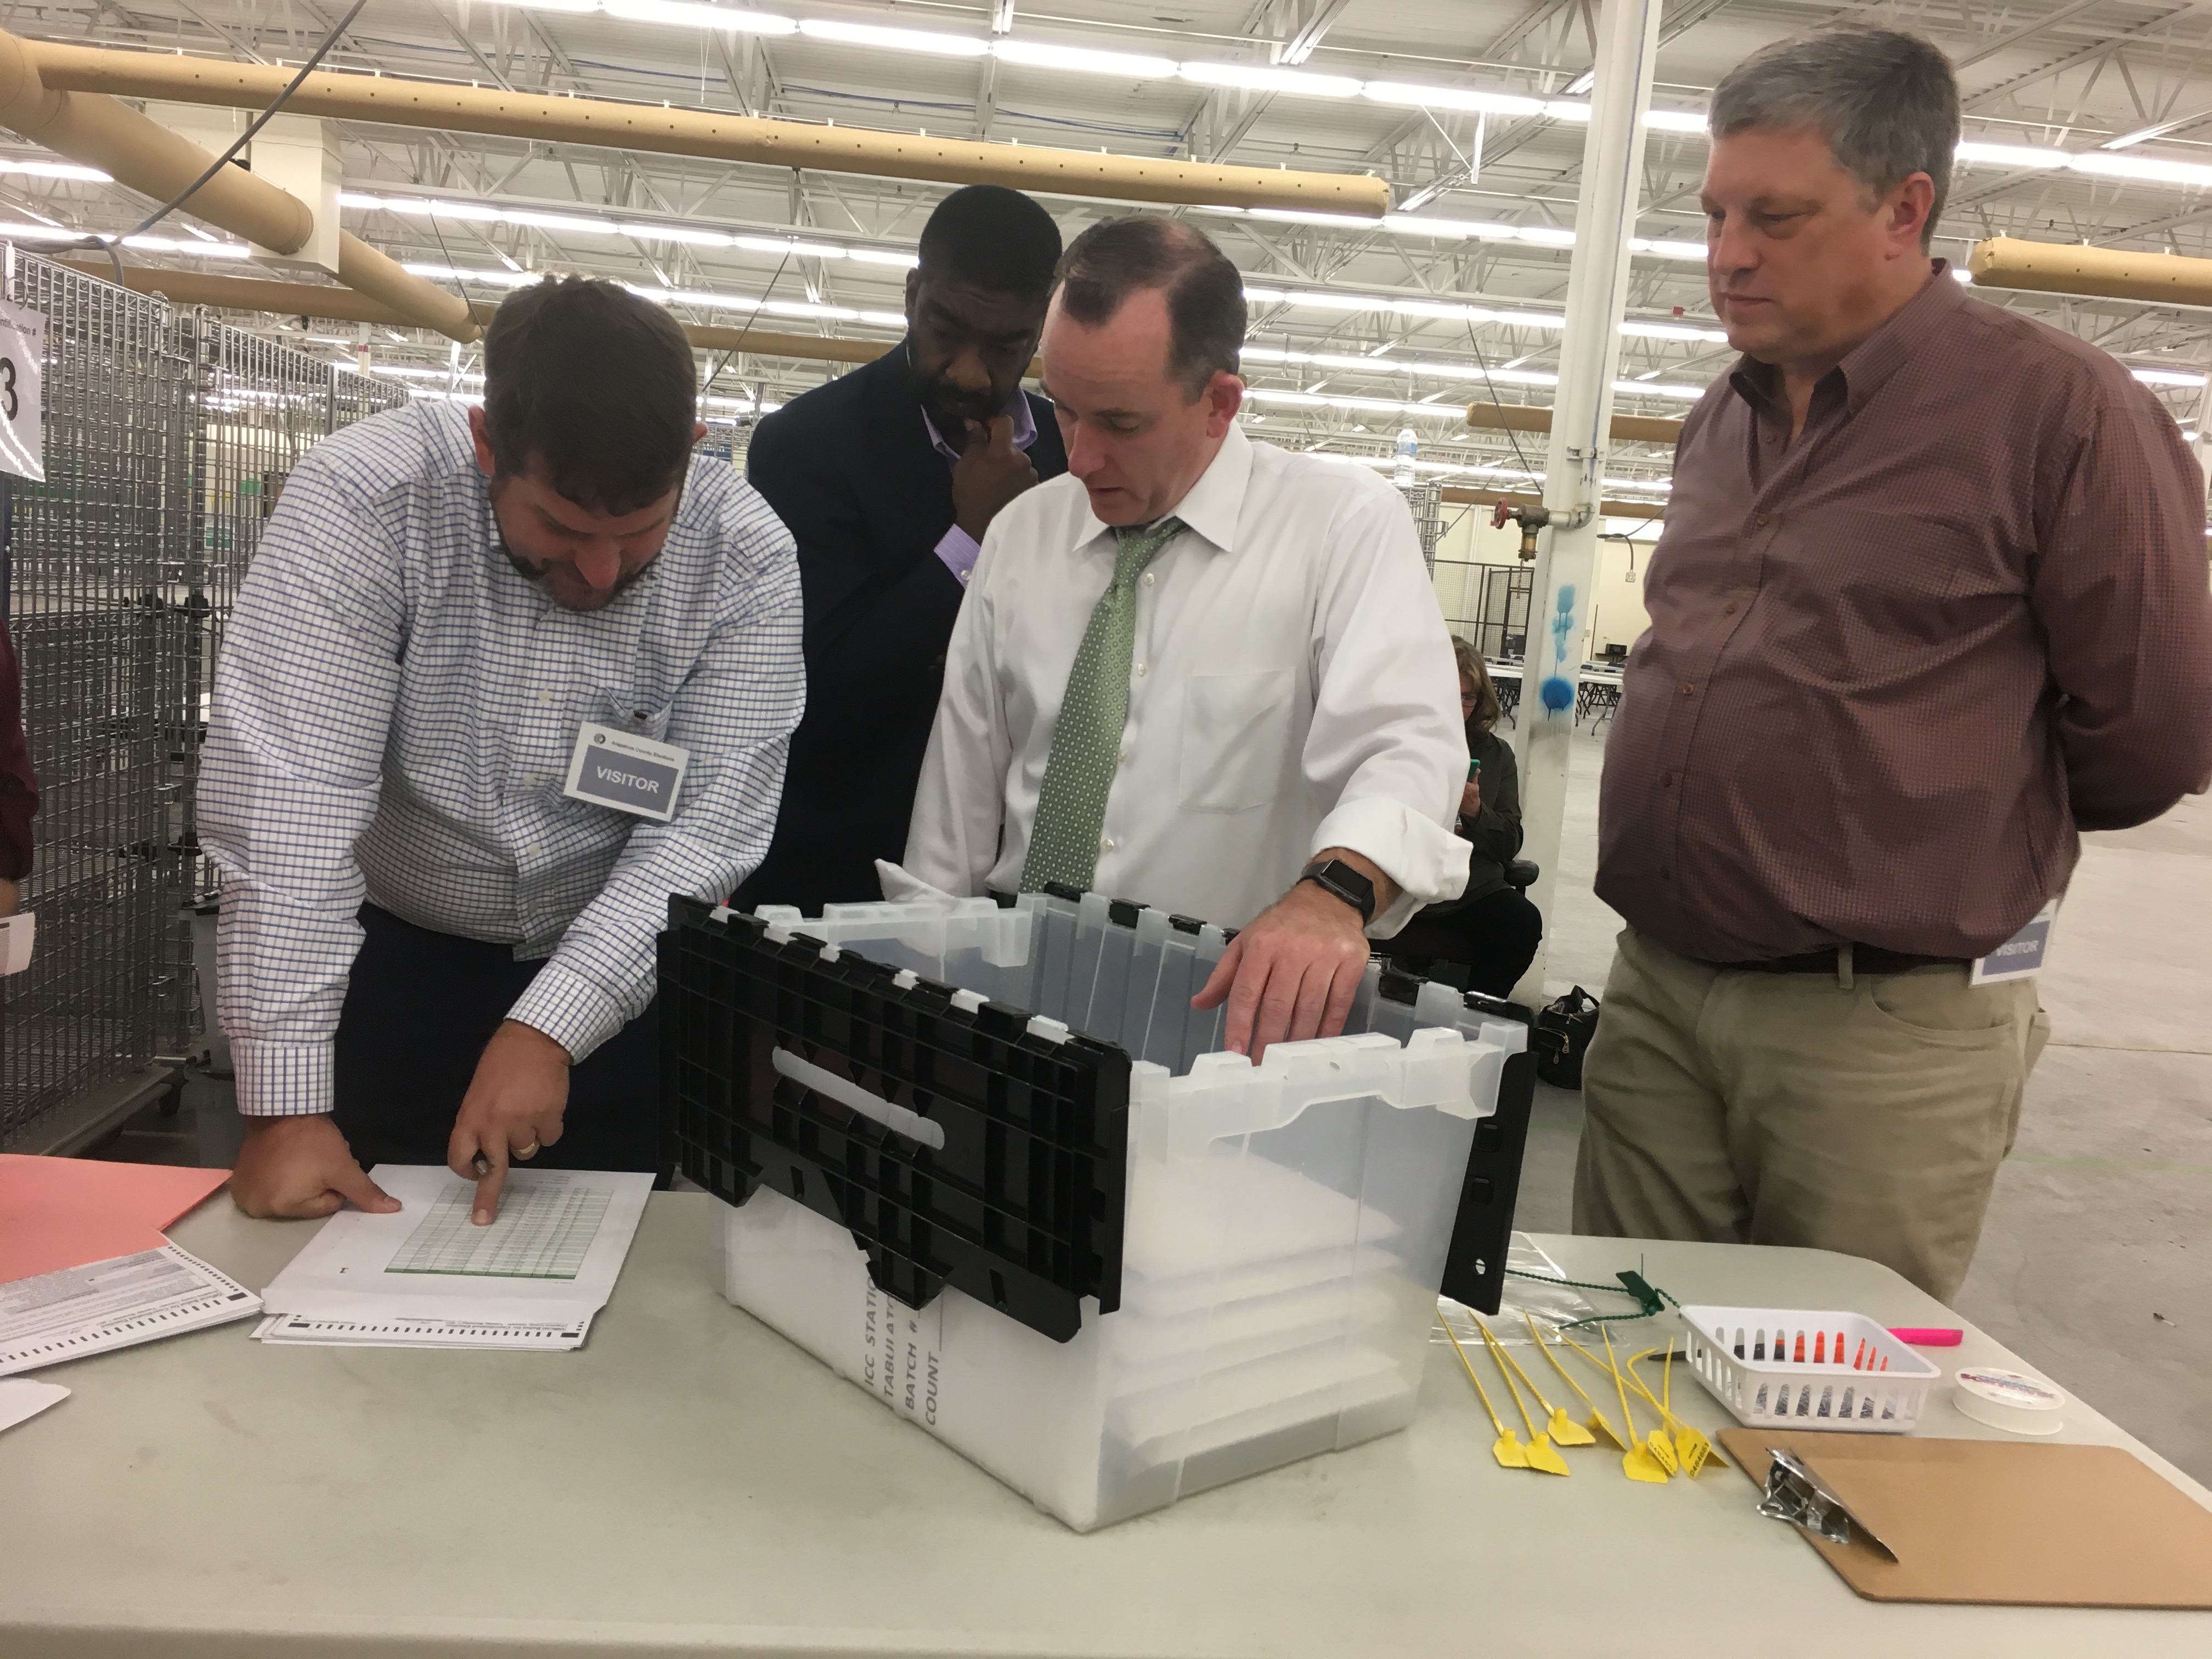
[1953,1366,2066,1435]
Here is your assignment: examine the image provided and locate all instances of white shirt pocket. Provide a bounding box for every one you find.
[1178,668,1297,814]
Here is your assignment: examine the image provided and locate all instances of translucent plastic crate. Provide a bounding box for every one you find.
[661,890,1530,1531]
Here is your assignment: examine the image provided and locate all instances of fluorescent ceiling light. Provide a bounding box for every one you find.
[1362,82,1544,117]
[798,19,988,56]
[606,0,795,31]
[1245,387,1474,417]
[992,40,1176,77]
[0,223,251,256]
[1629,237,1706,260]
[1954,142,2068,170]
[0,157,110,182]
[2067,150,2212,188]
[346,190,919,265]
[1181,61,1362,97]
[1247,283,1727,342]
[1642,109,1708,134]
[2131,366,2206,386]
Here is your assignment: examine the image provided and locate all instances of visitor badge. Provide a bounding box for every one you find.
[562,721,688,822]
[1970,898,2058,986]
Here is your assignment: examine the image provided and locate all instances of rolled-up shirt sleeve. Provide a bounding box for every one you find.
[2035,381,2212,831]
[1304,486,1472,936]
[198,463,405,1117]
[507,552,803,1058]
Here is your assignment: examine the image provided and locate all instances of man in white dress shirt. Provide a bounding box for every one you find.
[203,278,802,1224]
[905,216,1468,1059]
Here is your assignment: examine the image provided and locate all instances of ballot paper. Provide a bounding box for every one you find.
[0,1378,68,1432]
[0,1244,261,1376]
[256,1166,650,1351]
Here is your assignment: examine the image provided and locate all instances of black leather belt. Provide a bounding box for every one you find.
[1699,945,1970,975]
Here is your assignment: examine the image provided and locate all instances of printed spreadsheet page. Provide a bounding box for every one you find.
[258,1166,652,1325]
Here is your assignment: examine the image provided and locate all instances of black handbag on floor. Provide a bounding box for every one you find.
[1533,987,1601,1089]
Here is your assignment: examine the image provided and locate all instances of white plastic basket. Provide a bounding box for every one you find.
[1678,1305,1942,1434]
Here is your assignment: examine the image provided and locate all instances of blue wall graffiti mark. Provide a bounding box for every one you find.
[1542,583,1579,716]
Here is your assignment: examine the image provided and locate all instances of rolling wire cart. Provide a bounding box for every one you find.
[0,248,406,1152]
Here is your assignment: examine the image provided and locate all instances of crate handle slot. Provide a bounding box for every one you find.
[771,1046,947,1152]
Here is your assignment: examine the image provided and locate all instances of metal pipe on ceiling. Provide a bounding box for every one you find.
[0,30,477,341]
[26,40,1390,218]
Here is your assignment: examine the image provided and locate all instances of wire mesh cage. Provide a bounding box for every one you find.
[0,249,410,1147]
[1395,480,1444,575]
[0,251,195,1142]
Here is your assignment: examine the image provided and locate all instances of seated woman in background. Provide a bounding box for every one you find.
[1387,638,1542,1000]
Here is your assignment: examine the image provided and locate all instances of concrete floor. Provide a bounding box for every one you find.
[91,728,2211,1485]
[1508,729,2212,1488]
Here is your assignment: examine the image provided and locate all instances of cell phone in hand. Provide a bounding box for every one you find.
[1468,758,1482,781]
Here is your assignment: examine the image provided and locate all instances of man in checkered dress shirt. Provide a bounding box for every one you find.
[201,279,802,1224]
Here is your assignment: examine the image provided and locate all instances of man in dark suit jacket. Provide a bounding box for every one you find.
[737,185,1066,913]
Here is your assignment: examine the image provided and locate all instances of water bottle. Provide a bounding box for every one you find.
[1393,426,1418,488]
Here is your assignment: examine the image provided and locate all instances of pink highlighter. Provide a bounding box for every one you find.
[1889,1327,1963,1346]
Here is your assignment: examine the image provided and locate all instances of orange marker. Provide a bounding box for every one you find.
[1852,1338,1866,1370]
[1879,1354,1889,1372]
[1813,1331,1825,1364]
[1793,1331,1806,1363]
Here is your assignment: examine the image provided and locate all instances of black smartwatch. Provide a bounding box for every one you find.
[1300,857,1376,926]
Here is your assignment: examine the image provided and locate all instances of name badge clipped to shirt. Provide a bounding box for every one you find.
[562,722,689,823]
[1970,898,2059,986]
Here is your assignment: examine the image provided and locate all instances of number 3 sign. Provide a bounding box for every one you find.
[0,298,44,483]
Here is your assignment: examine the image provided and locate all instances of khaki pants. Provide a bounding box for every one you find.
[1572,927,2050,1302]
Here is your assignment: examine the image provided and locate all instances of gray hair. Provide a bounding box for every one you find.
[1709,25,1960,251]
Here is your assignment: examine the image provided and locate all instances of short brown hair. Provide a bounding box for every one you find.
[482,276,697,512]
[1053,215,1245,399]
[1453,636,1501,735]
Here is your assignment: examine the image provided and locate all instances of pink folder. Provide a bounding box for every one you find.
[0,1156,230,1285]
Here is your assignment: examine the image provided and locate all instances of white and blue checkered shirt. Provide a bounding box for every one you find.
[199,403,803,1118]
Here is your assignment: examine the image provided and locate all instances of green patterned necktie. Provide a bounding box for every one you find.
[1019,516,1186,893]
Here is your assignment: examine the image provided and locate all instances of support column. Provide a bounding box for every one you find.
[1510,0,1663,1003]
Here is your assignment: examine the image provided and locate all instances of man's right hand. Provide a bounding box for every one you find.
[230,1114,400,1220]
[950,415,1038,542]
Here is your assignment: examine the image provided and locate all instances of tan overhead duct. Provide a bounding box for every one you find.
[0,31,476,340]
[26,39,1389,218]
[1968,236,2212,307]
[1466,402,1684,445]
[1442,486,1666,521]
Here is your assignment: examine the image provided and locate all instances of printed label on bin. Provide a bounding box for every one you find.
[1970,898,2058,985]
[561,721,688,822]
[862,1284,944,1430]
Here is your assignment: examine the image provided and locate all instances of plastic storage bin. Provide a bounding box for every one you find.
[1678,1305,1943,1433]
[661,888,1532,1531]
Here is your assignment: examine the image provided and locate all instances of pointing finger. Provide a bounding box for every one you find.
[329,1160,401,1215]
[473,1152,509,1225]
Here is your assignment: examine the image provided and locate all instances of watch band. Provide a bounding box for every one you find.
[1300,857,1376,926]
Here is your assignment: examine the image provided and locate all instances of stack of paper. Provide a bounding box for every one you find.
[0,1157,257,1377]
[256,1165,651,1351]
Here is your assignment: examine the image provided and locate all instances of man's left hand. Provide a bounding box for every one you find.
[1192,851,1396,1062]
[447,1020,571,1224]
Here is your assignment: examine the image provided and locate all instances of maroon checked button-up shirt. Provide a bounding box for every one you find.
[1598,264,2212,963]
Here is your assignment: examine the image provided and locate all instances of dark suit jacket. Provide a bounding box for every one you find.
[735,342,1066,913]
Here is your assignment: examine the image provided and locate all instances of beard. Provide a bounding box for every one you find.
[501,543,656,608]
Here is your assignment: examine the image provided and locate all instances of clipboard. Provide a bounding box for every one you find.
[1722,1430,2212,1610]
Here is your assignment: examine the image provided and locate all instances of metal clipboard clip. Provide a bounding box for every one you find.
[1758,1446,1900,1561]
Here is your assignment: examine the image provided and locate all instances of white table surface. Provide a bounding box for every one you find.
[4,1194,2207,1658]
[1482,662,1626,684]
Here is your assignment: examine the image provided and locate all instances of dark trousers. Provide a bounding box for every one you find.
[331,904,661,1174]
[1388,886,1545,1000]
